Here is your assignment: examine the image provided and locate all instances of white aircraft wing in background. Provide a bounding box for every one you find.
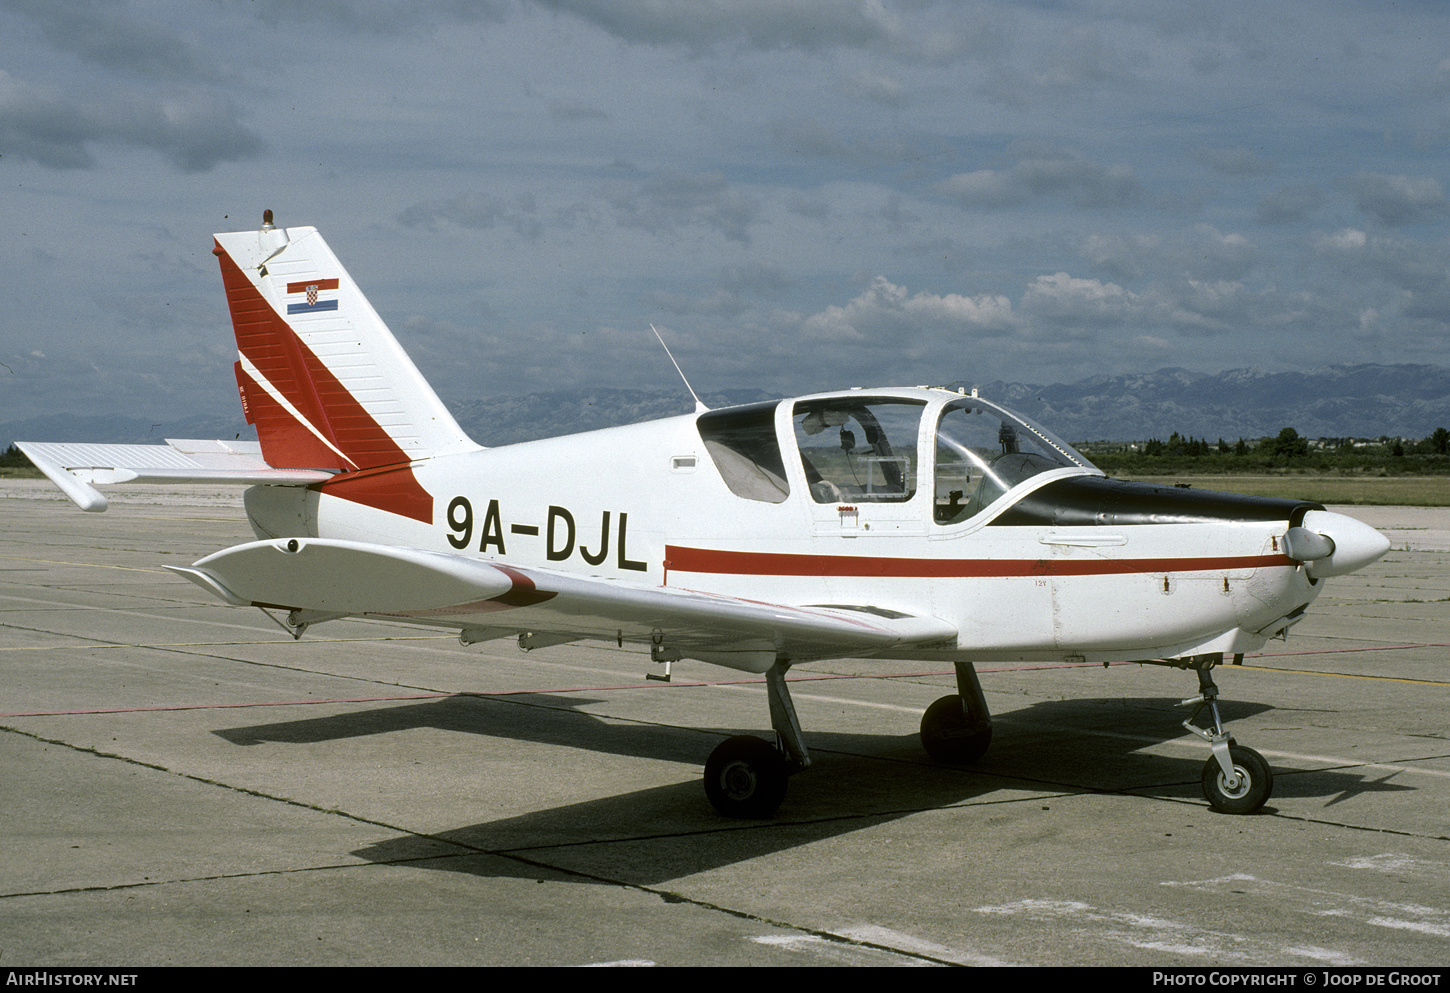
[17,439,330,512]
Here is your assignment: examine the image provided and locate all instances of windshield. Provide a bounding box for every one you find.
[934,398,1095,524]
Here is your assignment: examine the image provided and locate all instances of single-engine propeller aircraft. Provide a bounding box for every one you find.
[20,213,1391,818]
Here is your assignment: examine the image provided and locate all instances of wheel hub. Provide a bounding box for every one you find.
[1217,766,1250,799]
[721,761,757,799]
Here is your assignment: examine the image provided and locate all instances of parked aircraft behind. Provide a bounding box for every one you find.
[19,213,1391,818]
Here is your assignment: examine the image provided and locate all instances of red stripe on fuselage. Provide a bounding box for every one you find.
[664,545,1295,578]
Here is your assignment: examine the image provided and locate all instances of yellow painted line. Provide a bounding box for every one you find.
[0,553,168,574]
[1238,664,1450,687]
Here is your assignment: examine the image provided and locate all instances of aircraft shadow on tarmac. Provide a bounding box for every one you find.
[213,691,1416,886]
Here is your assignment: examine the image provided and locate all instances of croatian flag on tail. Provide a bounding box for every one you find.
[286,278,340,314]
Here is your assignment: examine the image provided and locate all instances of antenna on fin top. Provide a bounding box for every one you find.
[651,324,708,413]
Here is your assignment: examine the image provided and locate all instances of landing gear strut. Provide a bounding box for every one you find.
[1180,658,1273,814]
[703,661,809,818]
[920,659,993,765]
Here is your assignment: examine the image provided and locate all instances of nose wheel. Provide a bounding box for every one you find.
[1181,660,1274,814]
[1201,744,1273,814]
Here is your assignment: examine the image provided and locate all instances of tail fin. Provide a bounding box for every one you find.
[213,219,478,472]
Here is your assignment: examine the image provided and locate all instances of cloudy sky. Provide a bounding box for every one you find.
[3,0,1449,428]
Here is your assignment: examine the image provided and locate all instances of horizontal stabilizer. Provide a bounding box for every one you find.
[169,538,958,672]
[17,439,331,512]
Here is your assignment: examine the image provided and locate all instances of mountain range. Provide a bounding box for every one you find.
[4,365,1448,450]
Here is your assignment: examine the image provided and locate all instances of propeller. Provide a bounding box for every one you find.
[1284,510,1391,579]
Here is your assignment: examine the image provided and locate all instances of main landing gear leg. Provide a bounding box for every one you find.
[1180,656,1273,814]
[920,659,994,764]
[703,660,810,819]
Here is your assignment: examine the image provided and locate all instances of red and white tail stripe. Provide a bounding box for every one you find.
[213,223,477,473]
[213,222,479,524]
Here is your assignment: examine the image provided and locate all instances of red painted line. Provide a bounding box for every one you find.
[9,644,1440,720]
[664,544,1294,578]
[0,662,1130,718]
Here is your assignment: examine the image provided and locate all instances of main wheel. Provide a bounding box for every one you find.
[1201,745,1273,814]
[704,735,788,818]
[920,694,992,765]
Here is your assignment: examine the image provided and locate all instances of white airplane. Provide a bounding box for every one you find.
[19,213,1391,818]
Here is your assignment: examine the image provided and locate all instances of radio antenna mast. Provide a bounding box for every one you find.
[651,324,707,412]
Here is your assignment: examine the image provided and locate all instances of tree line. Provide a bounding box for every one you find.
[1084,427,1450,474]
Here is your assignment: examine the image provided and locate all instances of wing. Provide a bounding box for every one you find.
[16,440,331,512]
[167,537,958,673]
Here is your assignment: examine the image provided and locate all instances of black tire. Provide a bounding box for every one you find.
[1201,745,1273,814]
[920,694,993,765]
[704,735,788,818]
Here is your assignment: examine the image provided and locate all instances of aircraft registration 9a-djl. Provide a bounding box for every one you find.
[20,212,1391,818]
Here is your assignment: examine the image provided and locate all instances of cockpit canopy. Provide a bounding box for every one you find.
[696,391,1096,523]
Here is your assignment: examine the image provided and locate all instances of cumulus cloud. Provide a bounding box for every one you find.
[1313,228,1450,299]
[1077,227,1254,283]
[800,276,1016,343]
[1020,272,1139,325]
[936,145,1140,209]
[1342,171,1448,227]
[1184,225,1257,281]
[1313,227,1369,252]
[1013,268,1325,342]
[0,70,262,170]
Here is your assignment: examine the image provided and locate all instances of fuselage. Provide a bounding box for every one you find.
[242,387,1337,665]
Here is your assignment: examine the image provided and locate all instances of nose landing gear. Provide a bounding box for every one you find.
[1181,658,1273,814]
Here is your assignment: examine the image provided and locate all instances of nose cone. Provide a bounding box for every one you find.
[1297,510,1392,579]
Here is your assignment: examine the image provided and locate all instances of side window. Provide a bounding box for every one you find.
[697,402,790,503]
[934,401,1076,524]
[792,399,925,503]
